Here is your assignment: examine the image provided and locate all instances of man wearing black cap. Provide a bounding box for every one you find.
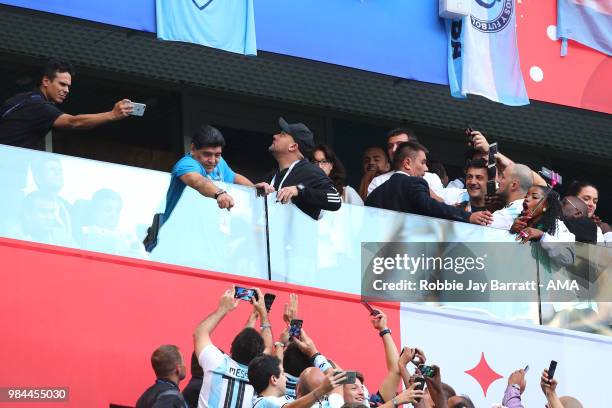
[256,118,341,220]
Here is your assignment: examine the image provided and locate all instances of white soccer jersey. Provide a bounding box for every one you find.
[198,345,254,408]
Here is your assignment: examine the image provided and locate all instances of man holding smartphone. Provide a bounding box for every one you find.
[193,287,267,408]
[0,58,133,151]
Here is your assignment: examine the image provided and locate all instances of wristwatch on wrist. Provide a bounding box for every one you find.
[260,323,271,330]
[392,398,399,408]
[379,328,391,337]
[296,183,305,196]
[214,189,227,199]
[274,341,286,348]
[511,384,521,391]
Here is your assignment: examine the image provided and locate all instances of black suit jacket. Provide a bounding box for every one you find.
[365,173,471,223]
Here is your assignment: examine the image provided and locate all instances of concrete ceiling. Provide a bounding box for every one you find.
[0,4,610,160]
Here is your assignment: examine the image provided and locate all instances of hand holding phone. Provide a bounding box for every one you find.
[129,102,146,117]
[334,371,357,385]
[547,360,557,381]
[413,376,426,402]
[264,293,276,312]
[418,365,435,378]
[289,319,303,338]
[465,127,474,146]
[362,302,381,316]
[234,287,258,302]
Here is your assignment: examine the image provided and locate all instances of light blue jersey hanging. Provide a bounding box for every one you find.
[156,0,257,55]
[446,0,529,106]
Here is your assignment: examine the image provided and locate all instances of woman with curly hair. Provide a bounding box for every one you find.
[311,144,363,205]
[511,185,573,243]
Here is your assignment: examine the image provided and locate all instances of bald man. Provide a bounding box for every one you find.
[297,368,344,408]
[559,396,584,408]
[296,367,326,397]
[489,163,534,230]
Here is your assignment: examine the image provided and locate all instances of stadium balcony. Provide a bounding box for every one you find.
[1,144,610,407]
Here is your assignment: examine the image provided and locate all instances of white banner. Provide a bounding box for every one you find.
[400,303,611,407]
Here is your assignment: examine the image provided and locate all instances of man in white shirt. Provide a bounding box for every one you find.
[489,163,534,230]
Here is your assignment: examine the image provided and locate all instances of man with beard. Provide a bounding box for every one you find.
[489,163,533,230]
[358,147,390,200]
[136,345,188,408]
[256,117,341,220]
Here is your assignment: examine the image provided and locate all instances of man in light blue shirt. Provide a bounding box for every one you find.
[162,124,253,224]
[143,125,252,252]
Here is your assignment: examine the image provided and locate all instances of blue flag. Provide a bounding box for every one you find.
[446,0,529,106]
[557,0,612,56]
[156,0,257,56]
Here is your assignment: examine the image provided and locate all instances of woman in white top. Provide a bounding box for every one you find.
[513,185,572,246]
[565,180,611,244]
[311,144,363,206]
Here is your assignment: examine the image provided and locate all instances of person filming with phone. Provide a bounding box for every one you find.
[0,58,134,151]
[193,286,271,408]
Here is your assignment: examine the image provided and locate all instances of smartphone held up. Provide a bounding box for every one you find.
[234,286,258,302]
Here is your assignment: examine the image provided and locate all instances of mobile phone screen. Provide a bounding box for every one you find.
[419,365,435,378]
[130,102,146,117]
[234,287,256,301]
[289,319,303,338]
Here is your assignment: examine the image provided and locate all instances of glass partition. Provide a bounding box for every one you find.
[149,183,268,278]
[537,240,612,336]
[1,144,609,329]
[267,200,543,322]
[0,144,269,280]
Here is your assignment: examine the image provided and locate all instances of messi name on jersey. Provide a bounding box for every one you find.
[227,366,249,381]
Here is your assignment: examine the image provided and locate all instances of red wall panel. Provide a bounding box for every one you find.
[0,238,400,407]
[517,0,611,114]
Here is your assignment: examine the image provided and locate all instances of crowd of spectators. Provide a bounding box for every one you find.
[1,58,610,249]
[136,290,584,408]
[1,58,607,408]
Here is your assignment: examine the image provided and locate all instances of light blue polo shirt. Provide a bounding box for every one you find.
[162,154,235,223]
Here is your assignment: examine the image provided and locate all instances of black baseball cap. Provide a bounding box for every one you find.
[279,117,315,156]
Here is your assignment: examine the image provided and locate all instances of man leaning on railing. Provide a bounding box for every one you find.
[143,125,253,252]
[255,117,341,220]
